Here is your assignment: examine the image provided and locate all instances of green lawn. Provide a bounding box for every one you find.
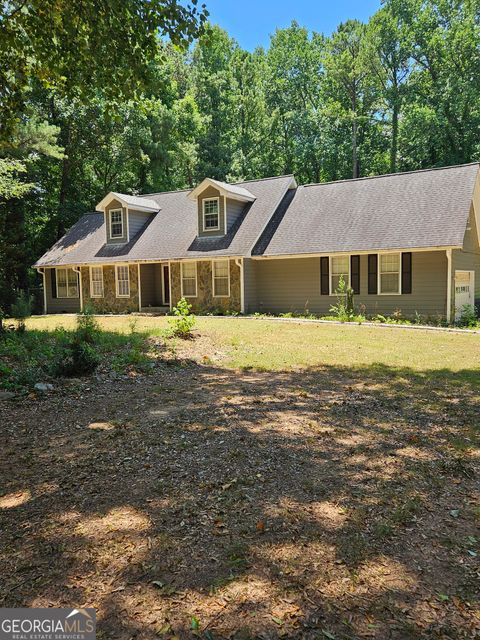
[24,314,480,374]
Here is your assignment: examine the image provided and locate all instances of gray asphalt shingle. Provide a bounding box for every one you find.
[258,163,479,256]
[34,164,478,267]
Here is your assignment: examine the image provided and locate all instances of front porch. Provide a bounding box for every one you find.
[139,262,170,313]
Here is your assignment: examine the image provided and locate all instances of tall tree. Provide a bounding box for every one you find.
[324,20,379,178]
[0,0,208,139]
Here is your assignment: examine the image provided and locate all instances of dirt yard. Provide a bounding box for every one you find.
[0,319,479,639]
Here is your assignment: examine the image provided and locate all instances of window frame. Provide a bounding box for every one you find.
[202,197,220,232]
[181,261,198,298]
[329,255,351,296]
[89,266,104,298]
[212,259,230,297]
[109,208,124,239]
[378,251,401,295]
[115,264,130,298]
[56,267,79,299]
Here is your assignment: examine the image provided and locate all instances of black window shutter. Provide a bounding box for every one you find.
[350,255,360,294]
[51,269,57,298]
[402,252,412,294]
[368,254,378,294]
[320,257,329,295]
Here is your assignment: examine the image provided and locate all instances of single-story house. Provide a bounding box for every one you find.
[34,162,480,322]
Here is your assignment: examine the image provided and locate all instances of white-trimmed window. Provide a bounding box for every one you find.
[115,265,130,297]
[379,252,401,294]
[213,259,230,297]
[181,262,197,297]
[110,209,123,238]
[202,198,220,231]
[90,266,104,298]
[330,255,350,294]
[56,268,79,298]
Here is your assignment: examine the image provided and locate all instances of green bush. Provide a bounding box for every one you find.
[329,276,362,322]
[56,340,100,377]
[167,297,196,338]
[457,304,478,328]
[55,307,101,376]
[11,290,33,333]
[76,304,100,343]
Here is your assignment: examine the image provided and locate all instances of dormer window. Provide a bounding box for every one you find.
[110,209,124,238]
[203,198,220,231]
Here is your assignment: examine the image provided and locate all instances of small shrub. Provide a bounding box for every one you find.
[58,340,100,377]
[76,304,100,343]
[11,290,33,333]
[167,297,196,338]
[55,307,100,376]
[457,304,478,328]
[329,276,358,322]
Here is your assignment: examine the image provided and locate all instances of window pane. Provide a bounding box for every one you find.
[91,267,103,297]
[182,279,196,296]
[116,266,129,296]
[214,278,229,296]
[214,260,229,278]
[332,256,349,275]
[66,269,78,297]
[204,199,218,214]
[380,273,399,293]
[111,210,123,237]
[182,263,196,279]
[57,269,67,297]
[331,275,345,292]
[380,253,400,273]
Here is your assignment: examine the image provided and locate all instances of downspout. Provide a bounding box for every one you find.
[73,266,83,312]
[37,268,47,315]
[235,258,245,314]
[168,261,173,311]
[137,263,142,311]
[446,248,452,324]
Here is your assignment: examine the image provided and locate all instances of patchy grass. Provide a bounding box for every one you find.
[0,325,151,390]
[1,314,478,638]
[24,314,480,374]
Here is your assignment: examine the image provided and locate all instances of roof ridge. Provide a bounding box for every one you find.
[234,174,294,185]
[302,162,480,188]
[141,174,294,196]
[140,187,192,197]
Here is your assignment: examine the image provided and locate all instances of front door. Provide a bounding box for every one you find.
[162,265,170,305]
[454,270,475,321]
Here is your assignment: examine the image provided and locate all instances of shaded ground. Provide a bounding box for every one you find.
[1,325,479,639]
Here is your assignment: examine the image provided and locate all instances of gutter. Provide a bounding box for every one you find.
[36,267,47,315]
[235,258,245,314]
[72,266,83,311]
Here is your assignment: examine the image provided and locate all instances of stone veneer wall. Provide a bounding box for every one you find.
[170,259,241,313]
[81,264,139,313]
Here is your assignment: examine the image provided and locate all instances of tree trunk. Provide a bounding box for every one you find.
[352,117,359,178]
[57,122,71,239]
[390,101,399,173]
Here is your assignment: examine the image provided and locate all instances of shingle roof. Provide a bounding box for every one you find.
[96,192,160,211]
[34,175,294,267]
[258,163,479,256]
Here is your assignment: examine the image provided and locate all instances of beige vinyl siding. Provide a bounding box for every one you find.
[253,251,447,318]
[129,209,152,238]
[197,186,225,237]
[226,198,245,230]
[140,263,164,307]
[105,199,128,244]
[243,258,257,313]
[452,207,480,303]
[45,268,81,314]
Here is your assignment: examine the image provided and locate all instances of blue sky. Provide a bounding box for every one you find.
[203,0,382,50]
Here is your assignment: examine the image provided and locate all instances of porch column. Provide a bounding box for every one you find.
[446,248,452,324]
